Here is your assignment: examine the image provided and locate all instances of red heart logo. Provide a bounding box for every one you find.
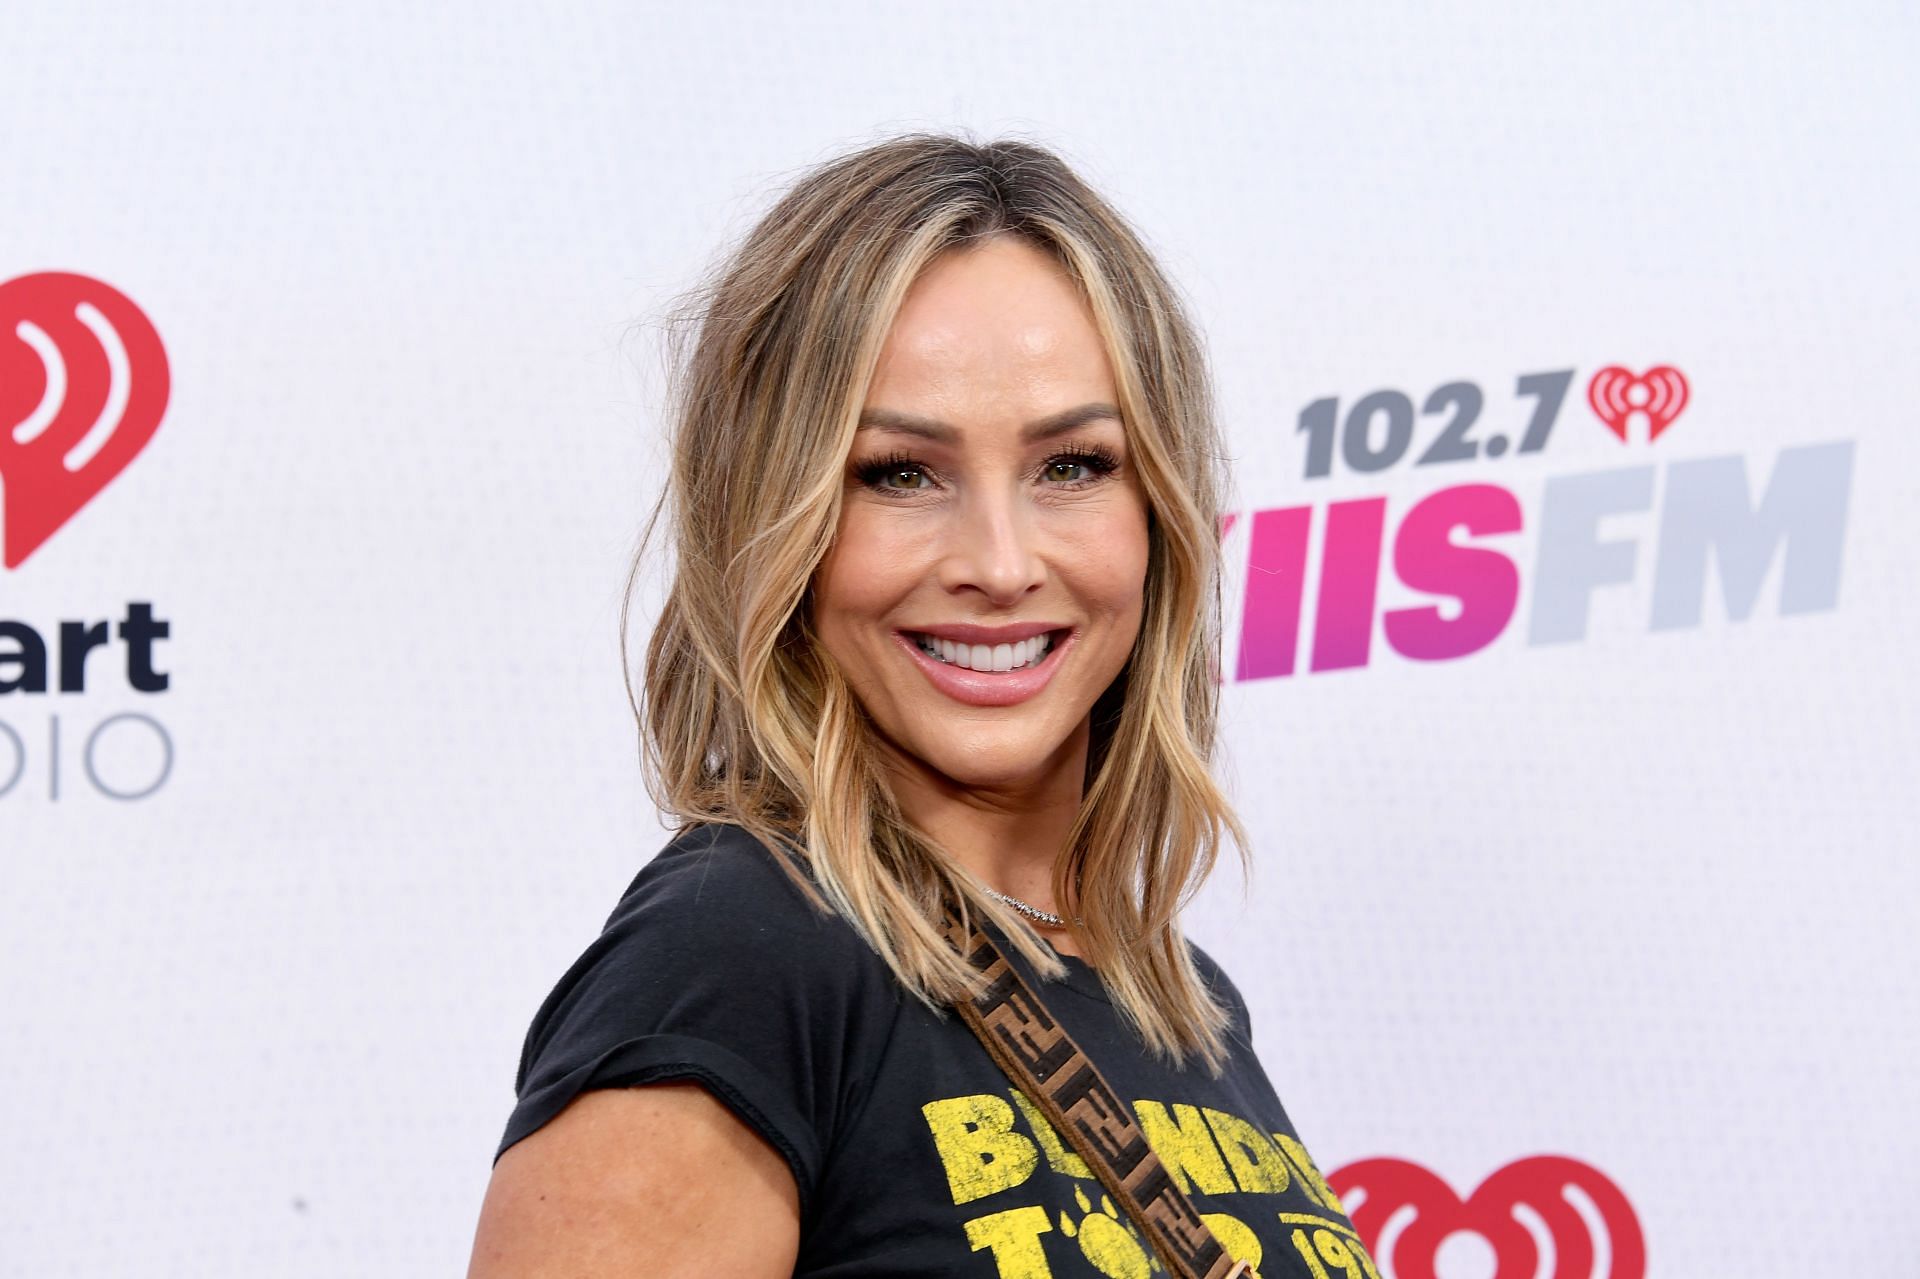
[1330,1155,1645,1279]
[1587,365,1688,444]
[0,271,170,569]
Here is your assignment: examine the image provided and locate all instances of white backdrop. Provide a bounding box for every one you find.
[2,3,1914,1276]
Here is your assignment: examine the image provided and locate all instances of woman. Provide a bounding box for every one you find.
[468,133,1372,1279]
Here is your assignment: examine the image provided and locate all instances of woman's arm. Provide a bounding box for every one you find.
[467,1082,802,1278]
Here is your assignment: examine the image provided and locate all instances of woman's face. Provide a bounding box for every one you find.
[812,235,1151,794]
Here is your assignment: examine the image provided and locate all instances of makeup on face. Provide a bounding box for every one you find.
[809,236,1150,790]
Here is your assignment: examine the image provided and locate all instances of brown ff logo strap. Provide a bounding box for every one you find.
[941,907,1257,1279]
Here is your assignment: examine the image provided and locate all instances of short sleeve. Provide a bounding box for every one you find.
[494,823,889,1215]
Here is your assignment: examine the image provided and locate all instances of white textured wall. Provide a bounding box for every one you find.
[1,2,1912,1275]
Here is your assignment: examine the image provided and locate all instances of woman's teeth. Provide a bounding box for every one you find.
[911,632,1054,672]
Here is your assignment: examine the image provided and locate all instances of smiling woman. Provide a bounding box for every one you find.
[468,134,1368,1279]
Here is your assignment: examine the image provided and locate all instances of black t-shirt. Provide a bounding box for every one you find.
[497,823,1376,1278]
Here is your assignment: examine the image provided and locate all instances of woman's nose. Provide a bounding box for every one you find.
[936,488,1046,605]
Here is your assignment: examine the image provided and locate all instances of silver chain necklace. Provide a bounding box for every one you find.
[983,886,1083,928]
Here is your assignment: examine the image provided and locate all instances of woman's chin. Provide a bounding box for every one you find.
[900,730,1083,795]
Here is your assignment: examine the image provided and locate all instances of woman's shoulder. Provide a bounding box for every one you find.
[1181,936,1238,995]
[598,821,882,973]
[1182,934,1255,1043]
[608,820,817,915]
[500,821,900,1197]
[615,819,806,896]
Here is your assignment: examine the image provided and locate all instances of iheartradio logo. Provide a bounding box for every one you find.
[1330,1155,1645,1279]
[1587,365,1688,445]
[0,271,170,569]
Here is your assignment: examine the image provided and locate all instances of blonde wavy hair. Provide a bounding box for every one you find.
[622,131,1250,1073]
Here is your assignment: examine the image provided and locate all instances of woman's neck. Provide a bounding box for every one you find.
[877,720,1089,956]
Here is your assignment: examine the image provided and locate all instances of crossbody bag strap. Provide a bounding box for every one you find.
[940,906,1258,1279]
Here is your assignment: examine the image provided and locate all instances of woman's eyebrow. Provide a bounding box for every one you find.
[856,402,1121,444]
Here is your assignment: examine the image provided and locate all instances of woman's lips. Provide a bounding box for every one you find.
[891,628,1073,707]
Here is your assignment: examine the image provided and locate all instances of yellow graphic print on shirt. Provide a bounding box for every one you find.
[922,1090,1379,1278]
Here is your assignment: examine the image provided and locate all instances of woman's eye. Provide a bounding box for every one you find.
[1040,449,1119,484]
[855,458,935,492]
